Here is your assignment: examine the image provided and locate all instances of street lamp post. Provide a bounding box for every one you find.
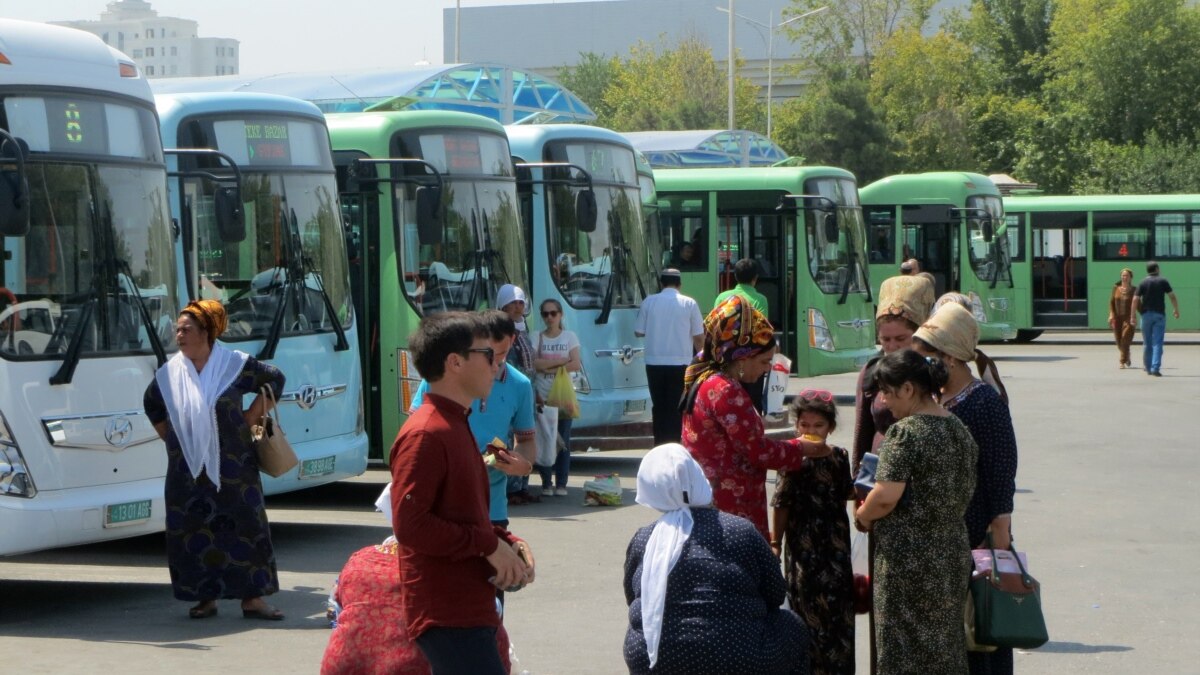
[455,0,461,63]
[717,5,828,140]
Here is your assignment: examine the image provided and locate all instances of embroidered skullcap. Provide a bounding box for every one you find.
[876,275,935,326]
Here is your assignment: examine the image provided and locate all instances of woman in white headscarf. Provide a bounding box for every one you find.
[143,300,286,620]
[623,444,809,674]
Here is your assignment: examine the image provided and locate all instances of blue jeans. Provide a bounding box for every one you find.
[538,417,572,489]
[1141,311,1166,373]
[415,626,506,674]
[507,474,529,495]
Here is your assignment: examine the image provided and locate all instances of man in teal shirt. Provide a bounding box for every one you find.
[714,258,769,315]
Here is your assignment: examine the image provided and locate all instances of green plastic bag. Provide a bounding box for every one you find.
[546,367,580,419]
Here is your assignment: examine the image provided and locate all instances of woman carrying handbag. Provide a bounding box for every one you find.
[144,300,287,620]
[532,299,581,497]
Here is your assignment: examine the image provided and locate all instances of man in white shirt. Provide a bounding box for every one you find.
[635,268,704,444]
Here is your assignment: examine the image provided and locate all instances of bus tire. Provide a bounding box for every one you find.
[1013,329,1043,343]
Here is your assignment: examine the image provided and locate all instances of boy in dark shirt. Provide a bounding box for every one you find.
[1131,261,1181,376]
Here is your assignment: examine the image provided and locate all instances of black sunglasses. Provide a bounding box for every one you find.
[464,347,496,365]
[541,310,560,318]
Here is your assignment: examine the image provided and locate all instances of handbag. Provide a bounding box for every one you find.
[252,385,298,477]
[854,452,911,506]
[545,367,580,419]
[534,404,560,466]
[969,534,1049,649]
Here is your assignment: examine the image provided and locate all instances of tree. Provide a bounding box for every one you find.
[952,0,1054,97]
[773,73,895,183]
[556,52,621,126]
[783,0,936,78]
[1072,133,1200,194]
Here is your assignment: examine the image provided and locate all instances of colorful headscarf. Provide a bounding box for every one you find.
[680,295,774,412]
[915,302,979,363]
[181,299,229,346]
[876,275,935,327]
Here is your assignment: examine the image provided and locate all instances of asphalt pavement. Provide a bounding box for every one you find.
[1,333,1197,674]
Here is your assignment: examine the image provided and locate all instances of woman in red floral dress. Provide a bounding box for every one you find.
[679,295,829,539]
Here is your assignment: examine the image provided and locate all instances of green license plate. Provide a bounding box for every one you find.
[300,455,336,478]
[105,499,151,527]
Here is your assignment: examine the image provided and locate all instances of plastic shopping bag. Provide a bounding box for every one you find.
[764,353,792,415]
[851,530,872,614]
[534,405,560,467]
[582,473,622,506]
[545,367,580,419]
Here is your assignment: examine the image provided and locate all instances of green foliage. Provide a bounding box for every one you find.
[784,0,936,78]
[955,0,1054,96]
[557,52,621,125]
[1072,133,1200,194]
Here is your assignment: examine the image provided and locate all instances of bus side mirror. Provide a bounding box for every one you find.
[576,189,598,233]
[214,186,246,242]
[822,211,839,242]
[416,185,443,245]
[982,219,995,243]
[0,137,31,237]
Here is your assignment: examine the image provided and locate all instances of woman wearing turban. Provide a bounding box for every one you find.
[623,444,809,674]
[680,296,828,540]
[930,293,1008,403]
[913,303,1019,675]
[143,300,287,620]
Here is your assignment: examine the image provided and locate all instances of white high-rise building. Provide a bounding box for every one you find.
[55,0,239,78]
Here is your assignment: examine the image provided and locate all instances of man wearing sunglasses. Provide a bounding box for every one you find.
[635,268,704,444]
[389,312,536,674]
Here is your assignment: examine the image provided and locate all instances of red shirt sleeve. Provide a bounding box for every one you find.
[708,380,806,471]
[390,429,500,561]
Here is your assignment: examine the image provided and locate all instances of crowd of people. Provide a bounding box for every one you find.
[143,251,1050,674]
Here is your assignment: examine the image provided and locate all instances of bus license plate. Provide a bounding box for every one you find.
[624,399,646,414]
[300,456,336,479]
[105,499,151,528]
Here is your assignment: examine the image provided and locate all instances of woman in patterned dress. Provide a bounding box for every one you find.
[914,303,1019,675]
[680,296,828,540]
[854,349,977,674]
[143,300,286,620]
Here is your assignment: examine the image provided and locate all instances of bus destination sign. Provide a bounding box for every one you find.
[245,121,291,165]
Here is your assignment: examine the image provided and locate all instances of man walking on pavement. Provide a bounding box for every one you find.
[390,312,535,673]
[636,268,704,444]
[1130,260,1181,376]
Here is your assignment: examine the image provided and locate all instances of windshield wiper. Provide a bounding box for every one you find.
[49,299,96,385]
[298,249,350,352]
[257,208,304,361]
[114,258,168,367]
[596,210,644,325]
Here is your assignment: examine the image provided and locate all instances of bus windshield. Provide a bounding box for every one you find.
[804,177,869,295]
[966,195,1011,285]
[191,172,353,339]
[1,162,177,359]
[545,141,656,310]
[392,130,528,315]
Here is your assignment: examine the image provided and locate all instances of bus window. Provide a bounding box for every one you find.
[657,194,706,270]
[1092,212,1152,260]
[866,207,895,264]
[804,177,867,296]
[966,195,1010,283]
[1003,215,1025,261]
[1153,213,1200,259]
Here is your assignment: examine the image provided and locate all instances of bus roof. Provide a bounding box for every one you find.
[1004,193,1200,212]
[324,110,507,156]
[0,19,151,102]
[504,123,633,159]
[860,172,1000,205]
[654,166,856,193]
[155,92,326,144]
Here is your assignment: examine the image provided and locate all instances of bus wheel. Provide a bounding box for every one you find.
[1013,329,1043,343]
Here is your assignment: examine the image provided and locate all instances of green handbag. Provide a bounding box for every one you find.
[969,535,1049,649]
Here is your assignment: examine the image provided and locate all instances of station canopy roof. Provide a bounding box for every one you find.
[152,63,596,124]
[622,129,788,168]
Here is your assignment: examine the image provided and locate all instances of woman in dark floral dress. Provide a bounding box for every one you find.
[144,300,286,620]
[771,389,855,675]
[855,349,977,675]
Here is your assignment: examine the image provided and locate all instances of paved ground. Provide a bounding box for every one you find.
[1,334,1197,674]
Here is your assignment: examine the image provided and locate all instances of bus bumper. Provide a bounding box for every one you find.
[804,346,879,377]
[979,322,1018,342]
[261,431,370,496]
[0,477,166,557]
[576,387,652,430]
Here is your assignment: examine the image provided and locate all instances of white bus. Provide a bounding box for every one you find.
[0,20,180,555]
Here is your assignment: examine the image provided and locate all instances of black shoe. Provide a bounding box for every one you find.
[1151,371,1162,377]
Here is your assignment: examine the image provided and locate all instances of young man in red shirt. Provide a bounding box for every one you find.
[390,312,536,673]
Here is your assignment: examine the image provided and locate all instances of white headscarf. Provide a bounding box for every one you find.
[635,443,714,668]
[155,343,248,491]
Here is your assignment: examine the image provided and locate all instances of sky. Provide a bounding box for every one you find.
[2,0,581,73]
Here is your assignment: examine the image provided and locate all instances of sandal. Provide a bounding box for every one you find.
[242,605,284,621]
[189,601,217,619]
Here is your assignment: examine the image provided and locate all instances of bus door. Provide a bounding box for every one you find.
[900,204,959,296]
[717,204,797,361]
[1030,211,1088,328]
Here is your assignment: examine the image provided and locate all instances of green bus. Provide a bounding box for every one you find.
[860,172,1019,341]
[330,111,530,458]
[1003,194,1200,337]
[653,166,877,376]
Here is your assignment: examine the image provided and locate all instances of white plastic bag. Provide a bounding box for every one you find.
[764,353,792,415]
[535,405,559,466]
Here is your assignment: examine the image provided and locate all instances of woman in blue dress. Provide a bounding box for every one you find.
[143,300,286,620]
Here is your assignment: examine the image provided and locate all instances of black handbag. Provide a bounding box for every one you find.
[969,534,1049,649]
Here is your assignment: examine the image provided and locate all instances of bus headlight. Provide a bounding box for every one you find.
[572,366,591,395]
[988,297,1009,312]
[0,415,36,499]
[968,292,988,323]
[808,308,835,352]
